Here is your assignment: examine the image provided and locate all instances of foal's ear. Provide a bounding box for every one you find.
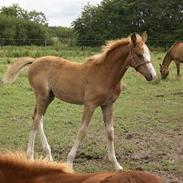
[141,31,148,43]
[131,33,137,46]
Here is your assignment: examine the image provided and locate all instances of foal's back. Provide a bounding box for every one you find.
[28,56,94,104]
[171,42,183,61]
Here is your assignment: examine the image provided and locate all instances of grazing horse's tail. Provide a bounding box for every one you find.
[3,57,35,83]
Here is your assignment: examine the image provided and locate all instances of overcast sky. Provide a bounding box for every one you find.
[0,0,102,27]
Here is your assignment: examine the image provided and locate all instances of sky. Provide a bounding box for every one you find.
[0,0,102,27]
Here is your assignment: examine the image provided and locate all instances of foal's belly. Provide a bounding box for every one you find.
[54,91,84,105]
[50,63,87,104]
[52,81,85,105]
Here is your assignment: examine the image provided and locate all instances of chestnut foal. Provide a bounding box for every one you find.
[3,32,156,170]
[0,153,163,183]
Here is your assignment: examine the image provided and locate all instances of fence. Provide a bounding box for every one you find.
[0,38,47,46]
[0,37,181,51]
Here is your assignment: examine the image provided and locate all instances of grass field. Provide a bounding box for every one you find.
[0,46,183,183]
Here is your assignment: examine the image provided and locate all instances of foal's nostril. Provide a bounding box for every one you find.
[145,73,153,81]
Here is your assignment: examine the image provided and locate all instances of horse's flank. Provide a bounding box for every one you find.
[0,153,163,183]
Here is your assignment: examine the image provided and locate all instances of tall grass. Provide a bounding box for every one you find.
[0,45,99,59]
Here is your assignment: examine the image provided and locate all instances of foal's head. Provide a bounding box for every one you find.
[129,32,157,81]
[159,64,169,79]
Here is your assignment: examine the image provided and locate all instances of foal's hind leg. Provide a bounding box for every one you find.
[67,105,96,168]
[101,104,123,171]
[27,92,54,160]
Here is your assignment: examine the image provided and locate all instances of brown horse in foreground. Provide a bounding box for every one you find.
[0,153,163,183]
[160,41,183,79]
[3,32,156,170]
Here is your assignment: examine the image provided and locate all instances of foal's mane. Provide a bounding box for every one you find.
[87,35,142,63]
[162,41,180,65]
[0,152,73,174]
[102,37,131,53]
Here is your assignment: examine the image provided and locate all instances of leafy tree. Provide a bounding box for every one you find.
[49,26,74,39]
[0,4,28,19]
[73,3,104,46]
[28,10,47,25]
[73,0,183,46]
[0,4,49,45]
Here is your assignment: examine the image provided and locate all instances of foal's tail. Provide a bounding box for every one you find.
[3,57,35,83]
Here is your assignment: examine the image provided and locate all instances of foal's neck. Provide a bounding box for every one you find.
[162,52,173,69]
[102,43,130,84]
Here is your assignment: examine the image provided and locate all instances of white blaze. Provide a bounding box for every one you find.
[143,44,157,78]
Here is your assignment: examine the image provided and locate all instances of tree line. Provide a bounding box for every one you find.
[0,4,49,45]
[73,0,183,46]
[1,1,183,47]
[0,4,73,46]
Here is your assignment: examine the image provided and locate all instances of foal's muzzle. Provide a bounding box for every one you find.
[145,72,153,81]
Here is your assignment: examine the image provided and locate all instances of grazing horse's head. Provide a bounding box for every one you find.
[129,32,157,81]
[159,64,169,79]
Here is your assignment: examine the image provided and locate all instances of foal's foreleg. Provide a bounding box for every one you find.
[175,62,181,79]
[101,104,123,171]
[67,105,95,167]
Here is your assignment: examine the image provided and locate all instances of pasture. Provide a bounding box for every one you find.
[0,46,183,183]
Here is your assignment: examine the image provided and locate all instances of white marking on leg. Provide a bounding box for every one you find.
[106,124,123,170]
[143,44,157,78]
[102,104,123,170]
[67,138,80,168]
[67,124,88,167]
[27,128,36,160]
[38,116,53,161]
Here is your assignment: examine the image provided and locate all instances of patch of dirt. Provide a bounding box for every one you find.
[43,130,183,182]
[159,171,183,183]
[171,91,183,97]
[155,94,165,97]
[122,131,183,183]
[76,152,101,162]
[155,91,183,98]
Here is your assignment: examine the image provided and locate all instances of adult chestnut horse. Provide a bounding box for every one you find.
[160,41,183,79]
[0,153,163,183]
[3,32,156,170]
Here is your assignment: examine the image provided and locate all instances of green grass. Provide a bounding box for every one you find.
[0,45,99,59]
[0,46,183,182]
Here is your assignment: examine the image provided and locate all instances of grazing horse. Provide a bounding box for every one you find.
[3,32,156,170]
[160,41,183,79]
[0,153,163,183]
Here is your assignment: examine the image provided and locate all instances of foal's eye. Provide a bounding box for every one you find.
[137,54,143,58]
